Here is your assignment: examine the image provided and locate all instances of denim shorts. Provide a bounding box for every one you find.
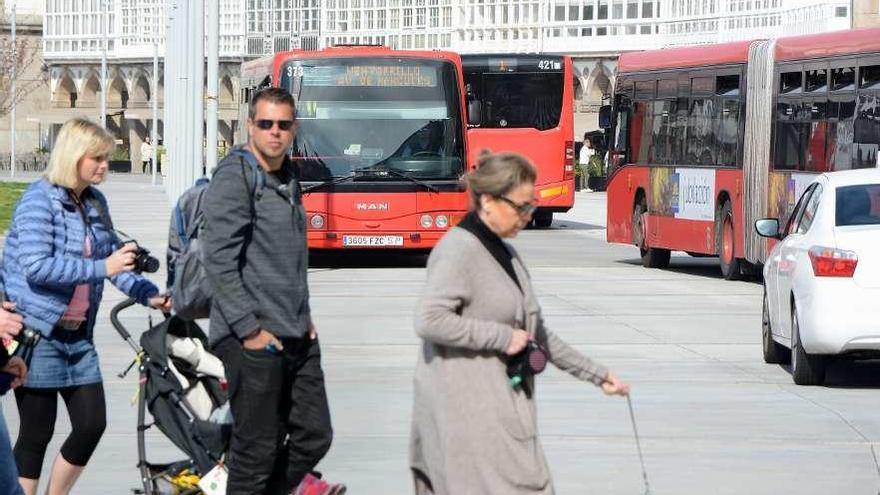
[24,328,102,389]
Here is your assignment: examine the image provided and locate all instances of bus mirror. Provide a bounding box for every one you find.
[467,100,482,126]
[598,105,612,129]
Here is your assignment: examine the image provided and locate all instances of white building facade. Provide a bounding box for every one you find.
[41,0,246,167]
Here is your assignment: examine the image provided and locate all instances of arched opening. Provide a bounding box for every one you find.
[219,74,236,106]
[107,77,128,109]
[589,70,610,104]
[53,74,77,108]
[131,74,151,104]
[81,74,101,105]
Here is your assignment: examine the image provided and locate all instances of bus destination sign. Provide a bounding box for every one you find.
[335,65,437,87]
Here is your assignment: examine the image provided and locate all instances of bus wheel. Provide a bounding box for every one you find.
[719,201,741,280]
[533,210,553,228]
[632,200,670,269]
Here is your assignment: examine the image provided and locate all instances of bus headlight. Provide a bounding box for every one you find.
[310,214,325,229]
[435,215,449,229]
[420,214,434,229]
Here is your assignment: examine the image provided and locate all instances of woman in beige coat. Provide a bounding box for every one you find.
[410,152,630,495]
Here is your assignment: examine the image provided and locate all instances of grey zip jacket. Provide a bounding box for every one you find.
[201,146,310,345]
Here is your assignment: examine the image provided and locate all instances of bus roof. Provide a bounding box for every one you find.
[461,54,566,72]
[276,46,460,62]
[775,27,880,62]
[617,40,755,74]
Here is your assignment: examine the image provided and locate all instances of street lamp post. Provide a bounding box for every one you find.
[100,0,108,129]
[152,40,159,185]
[10,0,16,177]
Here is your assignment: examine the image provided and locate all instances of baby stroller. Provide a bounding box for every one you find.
[111,298,231,495]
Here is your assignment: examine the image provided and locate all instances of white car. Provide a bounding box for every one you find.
[756,169,880,386]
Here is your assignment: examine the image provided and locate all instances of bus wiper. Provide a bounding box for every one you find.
[375,167,440,193]
[303,166,440,194]
[302,173,357,193]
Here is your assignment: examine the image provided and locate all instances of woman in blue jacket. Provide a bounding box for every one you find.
[2,118,170,495]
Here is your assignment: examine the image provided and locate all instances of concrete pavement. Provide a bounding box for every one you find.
[3,174,880,494]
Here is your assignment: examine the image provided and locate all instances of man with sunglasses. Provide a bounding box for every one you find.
[201,87,344,495]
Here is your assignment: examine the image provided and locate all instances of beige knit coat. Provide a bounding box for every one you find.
[409,227,609,495]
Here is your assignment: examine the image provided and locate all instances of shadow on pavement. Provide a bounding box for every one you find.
[310,250,429,269]
[819,359,880,389]
[617,256,763,284]
[544,219,604,231]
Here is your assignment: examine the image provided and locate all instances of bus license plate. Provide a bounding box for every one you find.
[342,235,404,247]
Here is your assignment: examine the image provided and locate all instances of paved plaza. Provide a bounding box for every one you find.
[3,173,880,494]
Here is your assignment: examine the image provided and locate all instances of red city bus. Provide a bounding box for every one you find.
[462,54,575,228]
[240,46,470,250]
[602,28,880,279]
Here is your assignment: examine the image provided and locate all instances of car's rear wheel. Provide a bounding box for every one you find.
[632,199,670,269]
[791,302,826,385]
[762,288,789,364]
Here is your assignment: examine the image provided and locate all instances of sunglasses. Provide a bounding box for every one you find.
[254,119,295,131]
[497,196,538,217]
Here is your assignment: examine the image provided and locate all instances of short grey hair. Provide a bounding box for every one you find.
[466,151,536,210]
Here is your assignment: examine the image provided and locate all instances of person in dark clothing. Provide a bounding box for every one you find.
[201,87,344,495]
[0,293,26,495]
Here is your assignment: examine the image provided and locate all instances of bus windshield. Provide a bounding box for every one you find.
[467,71,563,131]
[280,57,465,181]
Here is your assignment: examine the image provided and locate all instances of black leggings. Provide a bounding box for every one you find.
[13,383,107,479]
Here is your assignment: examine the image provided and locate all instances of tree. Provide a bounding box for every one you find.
[0,0,45,119]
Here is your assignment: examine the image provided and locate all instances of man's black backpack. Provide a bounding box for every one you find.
[168,152,265,320]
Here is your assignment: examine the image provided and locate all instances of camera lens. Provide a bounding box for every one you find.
[134,248,160,273]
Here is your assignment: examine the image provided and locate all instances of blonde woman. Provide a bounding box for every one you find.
[410,151,629,495]
[2,118,170,495]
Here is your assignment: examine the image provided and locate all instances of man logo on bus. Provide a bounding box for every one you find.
[356,202,390,211]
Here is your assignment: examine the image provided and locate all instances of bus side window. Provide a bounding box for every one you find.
[612,95,631,168]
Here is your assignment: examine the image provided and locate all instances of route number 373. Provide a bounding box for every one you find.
[286,66,306,78]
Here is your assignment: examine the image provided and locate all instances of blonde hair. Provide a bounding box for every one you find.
[466,150,536,210]
[45,118,115,189]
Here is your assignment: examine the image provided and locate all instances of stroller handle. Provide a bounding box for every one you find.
[110,297,142,353]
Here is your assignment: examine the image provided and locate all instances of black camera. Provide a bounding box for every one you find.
[507,340,548,389]
[131,243,160,274]
[12,326,42,366]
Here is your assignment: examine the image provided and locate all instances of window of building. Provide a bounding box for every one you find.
[555,5,565,20]
[583,4,594,19]
[627,0,639,18]
[598,0,609,19]
[835,6,847,17]
[612,0,624,18]
[642,0,653,17]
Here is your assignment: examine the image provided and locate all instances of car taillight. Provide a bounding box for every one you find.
[808,246,858,277]
[564,140,574,180]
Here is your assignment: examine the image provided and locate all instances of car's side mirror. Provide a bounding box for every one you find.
[467,100,482,127]
[755,218,782,239]
[598,105,612,129]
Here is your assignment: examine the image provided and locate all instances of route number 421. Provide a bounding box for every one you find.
[537,60,560,70]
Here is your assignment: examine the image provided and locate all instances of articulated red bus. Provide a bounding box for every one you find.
[603,28,880,279]
[462,54,575,228]
[241,46,470,250]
